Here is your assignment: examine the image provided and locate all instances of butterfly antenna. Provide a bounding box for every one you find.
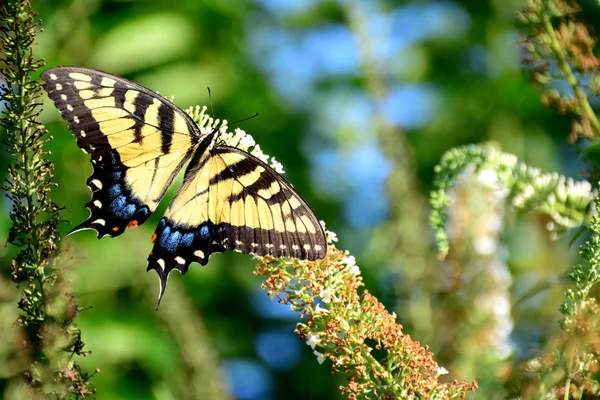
[207,87,224,143]
[205,87,258,143]
[207,87,215,119]
[229,112,259,127]
[213,113,259,147]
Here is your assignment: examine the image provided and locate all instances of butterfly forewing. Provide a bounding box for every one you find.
[42,67,200,237]
[147,133,327,302]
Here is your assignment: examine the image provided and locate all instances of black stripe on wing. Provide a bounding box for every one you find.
[42,68,113,166]
[158,102,175,153]
[42,66,201,238]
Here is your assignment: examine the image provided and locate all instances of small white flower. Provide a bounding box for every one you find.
[473,236,496,255]
[341,255,361,275]
[533,174,550,188]
[512,195,524,208]
[313,350,326,364]
[306,332,321,349]
[320,288,332,303]
[239,132,256,149]
[314,303,328,314]
[477,169,497,187]
[581,180,592,193]
[556,184,567,202]
[522,184,534,199]
[270,157,285,174]
[251,144,269,163]
[341,255,355,268]
[326,230,338,243]
[436,366,449,376]
[546,221,554,231]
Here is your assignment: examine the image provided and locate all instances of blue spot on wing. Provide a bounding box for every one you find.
[110,195,136,219]
[169,231,182,249]
[110,195,126,212]
[122,204,136,219]
[108,184,121,199]
[181,233,194,247]
[199,225,210,238]
[160,226,182,252]
[160,226,171,244]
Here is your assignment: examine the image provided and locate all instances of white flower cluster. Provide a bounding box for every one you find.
[185,105,285,174]
[341,253,360,276]
[467,146,593,232]
[476,169,510,198]
[511,167,594,228]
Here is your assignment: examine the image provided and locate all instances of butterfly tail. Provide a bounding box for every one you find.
[66,221,98,237]
[148,256,188,310]
[153,268,170,311]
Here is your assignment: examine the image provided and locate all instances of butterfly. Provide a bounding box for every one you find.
[41,66,327,305]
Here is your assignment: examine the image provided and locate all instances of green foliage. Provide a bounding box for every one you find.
[563,197,600,317]
[0,0,93,397]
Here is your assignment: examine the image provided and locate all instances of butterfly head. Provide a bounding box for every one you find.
[207,125,228,152]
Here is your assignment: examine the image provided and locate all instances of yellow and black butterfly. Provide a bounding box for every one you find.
[41,66,327,305]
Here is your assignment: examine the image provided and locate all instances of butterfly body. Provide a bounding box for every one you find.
[41,66,327,305]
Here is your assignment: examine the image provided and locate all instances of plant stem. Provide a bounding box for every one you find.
[541,9,600,136]
[361,345,398,393]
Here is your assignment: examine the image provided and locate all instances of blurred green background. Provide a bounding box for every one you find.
[1,0,597,399]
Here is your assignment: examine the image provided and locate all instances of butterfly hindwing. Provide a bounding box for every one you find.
[147,132,327,303]
[41,66,200,237]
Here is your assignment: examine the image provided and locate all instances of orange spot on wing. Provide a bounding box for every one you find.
[127,220,139,228]
[151,233,157,243]
[112,226,119,232]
